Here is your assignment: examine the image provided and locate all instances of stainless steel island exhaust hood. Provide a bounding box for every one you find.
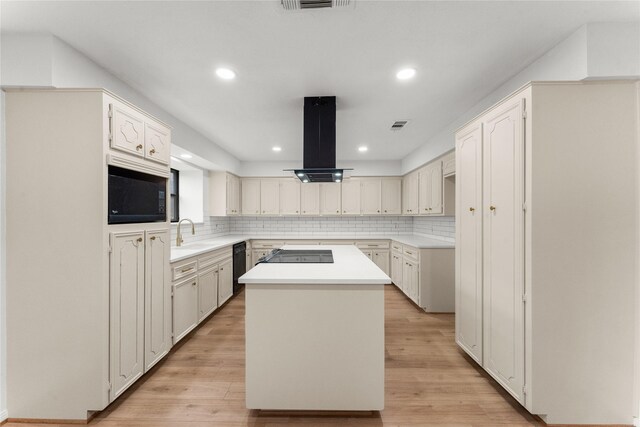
[285,96,352,183]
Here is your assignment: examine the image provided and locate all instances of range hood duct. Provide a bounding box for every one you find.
[287,96,351,183]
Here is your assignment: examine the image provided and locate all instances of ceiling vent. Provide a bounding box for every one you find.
[391,120,409,131]
[282,0,351,10]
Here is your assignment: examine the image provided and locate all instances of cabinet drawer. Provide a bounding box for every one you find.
[356,240,390,249]
[403,245,419,262]
[391,241,403,253]
[172,260,197,281]
[284,240,320,245]
[251,240,285,249]
[198,247,232,270]
[319,240,356,245]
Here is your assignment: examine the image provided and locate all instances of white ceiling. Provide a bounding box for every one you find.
[2,1,638,162]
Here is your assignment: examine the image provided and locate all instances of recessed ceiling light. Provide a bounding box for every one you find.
[396,68,416,80]
[297,172,304,177]
[215,68,236,80]
[335,179,341,183]
[180,154,193,159]
[358,146,368,152]
[272,146,282,152]
[302,179,309,183]
[334,172,342,177]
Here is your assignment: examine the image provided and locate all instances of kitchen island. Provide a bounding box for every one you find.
[239,245,390,411]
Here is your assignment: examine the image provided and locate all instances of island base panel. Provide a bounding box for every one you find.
[245,283,384,410]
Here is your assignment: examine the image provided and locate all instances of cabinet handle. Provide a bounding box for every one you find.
[136,237,143,242]
[384,210,388,213]
[150,236,156,240]
[490,205,496,211]
[377,210,380,213]
[149,148,156,155]
[136,144,143,151]
[181,267,194,273]
[220,267,224,271]
[336,210,339,213]
[296,211,299,213]
[192,281,196,286]
[424,208,428,211]
[469,207,475,212]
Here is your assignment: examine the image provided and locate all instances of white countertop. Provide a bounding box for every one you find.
[239,245,392,285]
[170,233,454,263]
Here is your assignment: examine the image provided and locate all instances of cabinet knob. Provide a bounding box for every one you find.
[150,236,156,240]
[136,237,143,242]
[490,205,496,211]
[384,210,388,213]
[192,282,196,286]
[377,210,380,213]
[469,207,475,212]
[149,148,156,155]
[296,210,299,213]
[336,210,339,213]
[136,144,143,151]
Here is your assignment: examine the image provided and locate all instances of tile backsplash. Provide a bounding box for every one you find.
[229,216,413,236]
[171,217,230,246]
[171,215,456,245]
[413,216,455,241]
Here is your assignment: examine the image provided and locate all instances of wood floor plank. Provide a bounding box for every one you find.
[5,285,543,427]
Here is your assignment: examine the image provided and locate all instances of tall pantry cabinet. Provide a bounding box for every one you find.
[6,89,172,420]
[455,81,638,425]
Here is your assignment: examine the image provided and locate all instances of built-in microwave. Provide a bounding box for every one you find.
[108,165,167,224]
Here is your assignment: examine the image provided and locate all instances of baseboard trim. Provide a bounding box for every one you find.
[0,410,7,424]
[6,418,87,424]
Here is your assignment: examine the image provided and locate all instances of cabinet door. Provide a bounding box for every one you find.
[144,121,170,165]
[242,179,261,215]
[172,276,198,344]
[227,175,240,215]
[319,183,341,215]
[381,178,402,215]
[402,260,411,297]
[361,179,381,215]
[391,253,403,288]
[110,103,145,157]
[482,97,525,403]
[455,122,484,364]
[409,262,419,303]
[442,151,456,176]
[252,249,270,266]
[279,180,301,215]
[260,179,280,215]
[341,179,361,215]
[198,266,219,322]
[418,167,431,215]
[372,250,390,275]
[218,259,233,305]
[110,231,145,400]
[301,183,320,215]
[360,249,373,260]
[144,230,171,371]
[429,162,443,214]
[402,173,418,215]
[246,250,252,273]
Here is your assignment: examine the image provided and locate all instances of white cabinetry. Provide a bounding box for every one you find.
[260,179,280,215]
[242,179,261,215]
[144,230,171,371]
[209,172,241,216]
[455,82,638,424]
[109,231,145,400]
[300,183,320,215]
[360,179,381,215]
[171,246,233,344]
[319,183,341,215]
[381,178,402,215]
[144,122,171,165]
[341,179,361,215]
[418,162,443,215]
[402,172,418,215]
[279,179,301,215]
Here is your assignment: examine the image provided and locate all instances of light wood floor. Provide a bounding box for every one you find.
[6,285,543,427]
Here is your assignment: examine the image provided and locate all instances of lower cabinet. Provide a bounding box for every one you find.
[372,250,390,275]
[356,241,390,275]
[390,241,454,313]
[109,228,170,401]
[171,246,233,345]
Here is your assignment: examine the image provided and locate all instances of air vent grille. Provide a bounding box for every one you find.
[391,120,409,131]
[282,0,351,10]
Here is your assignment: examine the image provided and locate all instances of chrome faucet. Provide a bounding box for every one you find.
[176,218,195,247]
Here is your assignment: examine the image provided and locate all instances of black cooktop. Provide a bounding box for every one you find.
[257,249,334,264]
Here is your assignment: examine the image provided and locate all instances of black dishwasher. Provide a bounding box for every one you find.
[232,242,246,294]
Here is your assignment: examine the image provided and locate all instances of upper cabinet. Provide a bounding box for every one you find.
[241,179,261,215]
[341,179,361,215]
[319,183,341,215]
[418,161,443,215]
[260,180,280,215]
[279,179,301,215]
[209,172,241,216]
[402,172,418,215]
[442,151,455,176]
[109,101,171,165]
[300,183,320,215]
[381,178,402,215]
[361,179,382,215]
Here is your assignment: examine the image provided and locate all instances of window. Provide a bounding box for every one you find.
[169,168,179,222]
